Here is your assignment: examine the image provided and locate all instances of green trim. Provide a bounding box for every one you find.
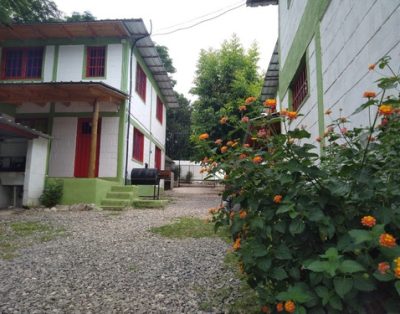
[120,41,129,92]
[315,24,325,154]
[133,47,167,105]
[279,0,331,100]
[2,37,125,47]
[82,45,108,80]
[52,45,59,81]
[117,100,126,183]
[129,116,165,150]
[0,104,16,116]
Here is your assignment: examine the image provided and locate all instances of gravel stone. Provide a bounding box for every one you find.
[0,187,243,313]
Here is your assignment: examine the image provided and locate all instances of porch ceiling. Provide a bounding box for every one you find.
[0,82,128,105]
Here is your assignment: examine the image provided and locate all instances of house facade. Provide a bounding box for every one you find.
[248,0,400,149]
[0,19,177,207]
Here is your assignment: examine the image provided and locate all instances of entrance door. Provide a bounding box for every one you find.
[74,118,101,177]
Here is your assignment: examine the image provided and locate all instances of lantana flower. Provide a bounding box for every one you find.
[361,215,376,227]
[379,105,394,116]
[264,98,277,108]
[245,96,256,104]
[284,300,296,313]
[377,262,390,274]
[286,111,298,120]
[273,195,282,203]
[220,116,228,124]
[379,233,397,248]
[363,91,376,98]
[233,237,241,250]
[199,133,209,140]
[241,116,249,123]
[252,156,263,164]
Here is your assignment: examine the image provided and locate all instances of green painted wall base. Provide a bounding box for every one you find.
[48,177,119,205]
[137,185,165,197]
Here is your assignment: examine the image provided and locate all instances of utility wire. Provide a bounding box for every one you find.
[152,2,246,37]
[154,0,244,33]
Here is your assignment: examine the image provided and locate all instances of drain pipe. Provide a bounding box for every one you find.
[124,24,152,184]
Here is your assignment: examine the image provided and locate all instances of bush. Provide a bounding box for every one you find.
[196,57,400,313]
[39,180,63,207]
[185,171,193,183]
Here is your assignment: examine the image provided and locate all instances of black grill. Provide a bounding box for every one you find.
[131,168,160,199]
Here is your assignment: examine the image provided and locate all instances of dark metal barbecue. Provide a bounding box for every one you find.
[131,168,160,199]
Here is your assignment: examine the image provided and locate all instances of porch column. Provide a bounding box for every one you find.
[88,99,99,178]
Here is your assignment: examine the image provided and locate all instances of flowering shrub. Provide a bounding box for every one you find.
[195,57,400,313]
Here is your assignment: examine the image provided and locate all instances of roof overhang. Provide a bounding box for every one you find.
[0,19,179,109]
[260,41,279,101]
[0,81,128,105]
[246,0,278,6]
[0,116,50,139]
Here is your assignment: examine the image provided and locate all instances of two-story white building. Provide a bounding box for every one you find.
[248,0,400,151]
[0,19,177,208]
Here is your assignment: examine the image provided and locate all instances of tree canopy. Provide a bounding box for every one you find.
[0,0,61,24]
[65,11,96,22]
[191,34,263,142]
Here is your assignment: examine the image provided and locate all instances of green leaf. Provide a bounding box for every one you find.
[276,284,313,303]
[289,218,305,236]
[333,277,353,299]
[395,281,400,296]
[275,244,292,260]
[274,220,286,233]
[257,257,272,272]
[270,267,288,280]
[320,247,340,261]
[339,260,366,273]
[353,275,376,291]
[276,203,294,214]
[289,267,301,280]
[329,295,343,311]
[308,209,325,222]
[249,216,264,230]
[306,261,329,273]
[348,229,373,245]
[352,99,376,115]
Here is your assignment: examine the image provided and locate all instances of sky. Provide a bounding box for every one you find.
[54,0,278,102]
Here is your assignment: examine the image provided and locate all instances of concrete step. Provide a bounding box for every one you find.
[106,192,132,200]
[111,185,138,194]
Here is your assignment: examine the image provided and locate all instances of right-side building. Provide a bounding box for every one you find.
[248,0,400,148]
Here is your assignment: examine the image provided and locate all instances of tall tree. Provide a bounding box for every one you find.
[0,0,61,24]
[191,34,263,141]
[65,11,96,22]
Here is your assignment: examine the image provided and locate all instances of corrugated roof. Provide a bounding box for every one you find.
[0,116,51,139]
[0,19,178,109]
[246,0,278,7]
[260,41,279,101]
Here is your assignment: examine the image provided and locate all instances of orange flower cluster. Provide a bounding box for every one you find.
[198,133,209,140]
[261,305,270,313]
[239,105,247,111]
[361,215,376,228]
[239,153,248,159]
[239,210,247,219]
[284,300,296,313]
[378,262,390,275]
[394,257,400,278]
[226,140,234,147]
[379,104,394,116]
[220,116,228,124]
[276,303,284,312]
[368,63,376,71]
[379,233,397,248]
[286,111,298,120]
[220,146,228,153]
[245,96,256,104]
[252,156,263,164]
[363,91,376,98]
[215,138,223,145]
[208,207,220,214]
[241,116,250,123]
[264,98,277,108]
[273,195,282,203]
[233,237,241,250]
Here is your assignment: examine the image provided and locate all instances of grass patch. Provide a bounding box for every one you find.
[0,220,65,260]
[150,217,229,239]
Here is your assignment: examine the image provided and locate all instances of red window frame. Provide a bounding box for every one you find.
[290,58,308,111]
[86,46,106,78]
[135,63,147,101]
[1,47,44,80]
[156,96,163,124]
[155,146,162,170]
[133,128,144,162]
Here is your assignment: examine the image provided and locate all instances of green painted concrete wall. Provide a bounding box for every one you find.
[48,178,118,205]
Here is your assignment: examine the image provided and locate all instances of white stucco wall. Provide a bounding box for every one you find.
[98,117,119,177]
[48,117,77,177]
[279,0,308,66]
[321,0,400,128]
[16,103,50,114]
[23,137,48,206]
[54,101,119,113]
[43,45,55,82]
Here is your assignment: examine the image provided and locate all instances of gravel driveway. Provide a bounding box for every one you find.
[0,186,242,313]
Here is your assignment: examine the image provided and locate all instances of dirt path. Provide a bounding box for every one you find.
[0,186,243,313]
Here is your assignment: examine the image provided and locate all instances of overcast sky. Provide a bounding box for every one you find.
[54,0,278,101]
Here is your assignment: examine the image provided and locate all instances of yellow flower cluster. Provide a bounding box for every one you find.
[394,257,400,278]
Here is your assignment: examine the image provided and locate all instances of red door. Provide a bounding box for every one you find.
[74,118,101,177]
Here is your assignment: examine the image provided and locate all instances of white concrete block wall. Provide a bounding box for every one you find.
[23,137,48,206]
[48,117,77,177]
[104,44,122,89]
[321,0,400,128]
[98,117,119,177]
[279,0,308,66]
[54,101,119,113]
[57,45,84,82]
[16,103,50,114]
[43,45,55,82]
